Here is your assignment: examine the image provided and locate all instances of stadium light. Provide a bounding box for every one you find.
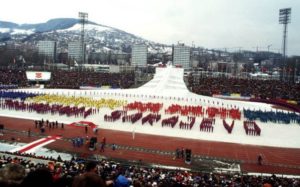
[78,12,88,64]
[279,8,291,81]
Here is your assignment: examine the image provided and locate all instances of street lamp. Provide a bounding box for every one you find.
[267,44,272,53]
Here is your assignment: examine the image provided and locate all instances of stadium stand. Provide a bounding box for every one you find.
[0,151,299,187]
[188,76,300,102]
[0,69,135,89]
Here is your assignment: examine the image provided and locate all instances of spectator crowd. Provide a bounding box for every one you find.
[0,69,27,88]
[189,76,300,102]
[48,70,135,89]
[1,68,299,104]
[1,151,300,187]
[0,69,135,89]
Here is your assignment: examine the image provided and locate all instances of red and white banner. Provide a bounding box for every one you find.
[26,71,51,81]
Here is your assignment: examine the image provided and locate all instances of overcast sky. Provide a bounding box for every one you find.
[1,0,299,55]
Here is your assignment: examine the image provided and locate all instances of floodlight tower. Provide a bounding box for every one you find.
[79,12,88,64]
[279,8,291,65]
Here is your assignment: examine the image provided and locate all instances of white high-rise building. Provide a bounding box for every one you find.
[173,44,191,69]
[68,41,85,63]
[131,44,147,67]
[37,41,56,61]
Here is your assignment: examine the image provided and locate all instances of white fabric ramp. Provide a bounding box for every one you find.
[139,67,189,95]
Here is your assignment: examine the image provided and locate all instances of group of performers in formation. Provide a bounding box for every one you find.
[2,90,300,136]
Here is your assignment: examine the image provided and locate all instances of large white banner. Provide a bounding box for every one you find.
[26,71,51,81]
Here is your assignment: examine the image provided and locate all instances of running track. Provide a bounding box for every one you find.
[1,116,300,175]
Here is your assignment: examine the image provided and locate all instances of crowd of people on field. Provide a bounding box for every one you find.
[1,151,299,187]
[222,120,235,134]
[199,118,215,132]
[0,85,18,90]
[244,109,300,124]
[161,116,179,128]
[179,116,195,130]
[206,107,241,120]
[124,102,163,113]
[104,110,123,122]
[164,104,241,120]
[26,94,126,110]
[243,121,261,136]
[188,76,300,102]
[142,113,161,126]
[33,119,64,134]
[165,104,203,116]
[103,101,300,132]
[2,89,300,128]
[0,91,38,101]
[1,100,95,119]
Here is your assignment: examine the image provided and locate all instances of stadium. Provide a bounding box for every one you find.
[0,65,300,186]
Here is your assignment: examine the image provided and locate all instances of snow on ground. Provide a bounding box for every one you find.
[0,28,10,33]
[10,29,35,35]
[1,105,299,149]
[58,23,110,32]
[1,66,300,149]
[0,142,72,161]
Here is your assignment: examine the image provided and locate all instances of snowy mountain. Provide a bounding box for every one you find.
[0,18,79,33]
[0,18,171,54]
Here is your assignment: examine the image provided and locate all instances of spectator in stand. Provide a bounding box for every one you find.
[21,167,53,187]
[0,68,135,90]
[188,76,300,102]
[47,70,135,89]
[0,163,26,187]
[72,161,106,187]
[0,69,27,88]
[85,162,98,174]
[72,173,106,187]
[114,175,129,187]
[0,151,300,187]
